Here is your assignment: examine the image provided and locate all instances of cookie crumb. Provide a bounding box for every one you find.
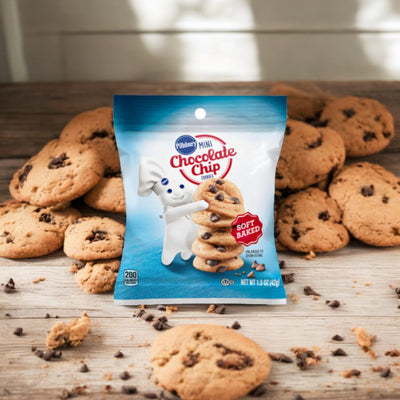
[206,304,216,313]
[342,369,361,378]
[166,306,178,315]
[268,352,293,363]
[291,347,321,370]
[104,372,113,381]
[303,251,316,260]
[60,389,71,399]
[288,293,299,302]
[351,327,376,358]
[32,277,46,284]
[385,349,400,357]
[312,295,320,301]
[303,286,320,296]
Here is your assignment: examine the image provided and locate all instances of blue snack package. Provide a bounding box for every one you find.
[113,95,287,305]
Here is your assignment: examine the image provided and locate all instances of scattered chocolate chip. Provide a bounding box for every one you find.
[231,321,241,330]
[152,320,166,331]
[90,130,109,139]
[141,313,155,322]
[48,153,70,169]
[207,259,220,267]
[217,266,227,273]
[230,197,240,204]
[4,278,16,293]
[216,245,226,252]
[42,350,55,361]
[303,286,320,296]
[114,350,124,358]
[307,136,322,149]
[144,393,159,399]
[256,264,265,272]
[18,164,32,185]
[382,195,389,204]
[45,313,50,319]
[215,179,224,185]
[293,349,321,370]
[291,227,301,241]
[247,271,255,279]
[134,309,146,318]
[158,316,168,323]
[279,260,286,269]
[31,346,37,352]
[121,385,137,395]
[268,352,293,363]
[326,300,341,308]
[53,350,62,358]
[332,348,347,356]
[363,131,376,142]
[361,185,374,197]
[394,287,400,296]
[342,108,355,118]
[39,213,53,223]
[182,352,200,367]
[251,261,260,269]
[13,327,23,336]
[249,383,267,396]
[380,367,391,378]
[208,184,218,194]
[5,313,11,317]
[318,211,330,221]
[214,305,226,314]
[332,334,344,341]
[210,213,220,223]
[294,396,305,400]
[120,371,131,380]
[86,230,108,242]
[282,273,295,285]
[79,364,89,373]
[200,232,212,240]
[215,193,224,201]
[346,369,361,377]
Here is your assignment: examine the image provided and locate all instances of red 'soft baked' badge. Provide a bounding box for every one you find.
[231,212,263,246]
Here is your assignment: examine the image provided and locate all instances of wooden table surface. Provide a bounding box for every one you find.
[0,82,399,400]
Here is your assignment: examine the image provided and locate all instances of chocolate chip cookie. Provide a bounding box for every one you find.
[83,174,125,213]
[0,200,81,259]
[197,226,237,246]
[276,188,350,253]
[329,162,400,246]
[193,256,244,273]
[320,96,394,157]
[9,139,104,207]
[59,107,120,173]
[63,216,125,260]
[192,239,244,260]
[191,210,235,228]
[275,119,346,192]
[151,324,271,400]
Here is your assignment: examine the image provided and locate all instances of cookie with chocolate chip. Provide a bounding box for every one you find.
[83,174,125,213]
[192,238,244,260]
[276,188,349,253]
[320,96,394,157]
[275,119,346,192]
[191,210,235,228]
[63,216,125,260]
[60,107,120,173]
[194,178,244,218]
[150,324,271,400]
[329,162,400,246]
[192,256,244,273]
[0,200,81,258]
[71,259,120,293]
[9,139,104,207]
[197,226,237,245]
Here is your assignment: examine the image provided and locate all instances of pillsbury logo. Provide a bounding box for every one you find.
[175,135,197,155]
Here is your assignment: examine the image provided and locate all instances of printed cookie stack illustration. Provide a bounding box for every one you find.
[191,178,245,273]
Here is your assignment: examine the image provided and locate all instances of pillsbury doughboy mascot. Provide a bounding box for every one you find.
[138,158,208,265]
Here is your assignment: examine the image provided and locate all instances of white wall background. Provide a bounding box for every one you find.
[1,0,400,82]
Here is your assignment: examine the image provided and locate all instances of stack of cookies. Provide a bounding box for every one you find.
[191,178,245,273]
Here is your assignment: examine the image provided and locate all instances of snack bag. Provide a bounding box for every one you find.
[113,95,287,305]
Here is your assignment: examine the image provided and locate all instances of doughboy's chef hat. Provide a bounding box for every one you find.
[138,158,168,197]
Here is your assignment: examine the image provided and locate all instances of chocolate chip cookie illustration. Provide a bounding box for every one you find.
[191,210,235,228]
[60,107,120,173]
[0,200,81,259]
[276,188,350,253]
[329,162,400,246]
[151,324,271,400]
[275,119,346,192]
[320,96,394,157]
[9,139,104,207]
[63,216,125,260]
[193,256,244,273]
[197,226,238,246]
[192,239,244,260]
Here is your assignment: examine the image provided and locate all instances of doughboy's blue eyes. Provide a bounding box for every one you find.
[167,189,172,193]
[180,184,185,189]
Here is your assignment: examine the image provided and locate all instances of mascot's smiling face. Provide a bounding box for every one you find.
[158,177,194,207]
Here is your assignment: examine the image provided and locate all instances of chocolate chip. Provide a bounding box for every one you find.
[34,349,44,358]
[120,371,131,380]
[208,184,218,194]
[48,153,70,169]
[18,164,32,185]
[45,313,50,319]
[307,136,322,149]
[279,260,286,269]
[42,350,55,361]
[217,266,227,273]
[380,367,391,378]
[4,278,16,293]
[86,230,108,242]
[200,232,212,240]
[291,227,301,241]
[216,350,253,370]
[13,327,23,336]
[394,287,400,296]
[247,271,255,279]
[256,264,265,272]
[285,126,291,135]
[342,108,355,118]
[215,179,224,185]
[231,321,241,330]
[282,273,295,285]
[251,261,260,269]
[216,245,226,252]
[39,213,53,223]
[326,300,341,308]
[114,350,124,358]
[361,185,374,197]
[303,286,320,296]
[53,350,62,358]
[158,316,168,323]
[207,259,220,267]
[134,309,146,318]
[121,386,137,395]
[210,214,220,223]
[230,197,240,204]
[90,130,109,139]
[332,334,344,341]
[141,313,155,322]
[347,369,361,377]
[182,352,200,367]
[79,364,89,373]
[144,393,159,399]
[383,131,392,138]
[318,211,330,221]
[5,313,11,317]
[294,396,305,400]
[294,349,321,370]
[332,348,347,356]
[156,305,167,311]
[268,352,293,363]
[363,131,377,142]
[152,320,166,331]
[382,195,389,204]
[215,193,224,201]
[214,305,226,314]
[249,383,267,396]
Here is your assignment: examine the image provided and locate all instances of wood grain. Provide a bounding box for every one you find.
[0,82,400,399]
